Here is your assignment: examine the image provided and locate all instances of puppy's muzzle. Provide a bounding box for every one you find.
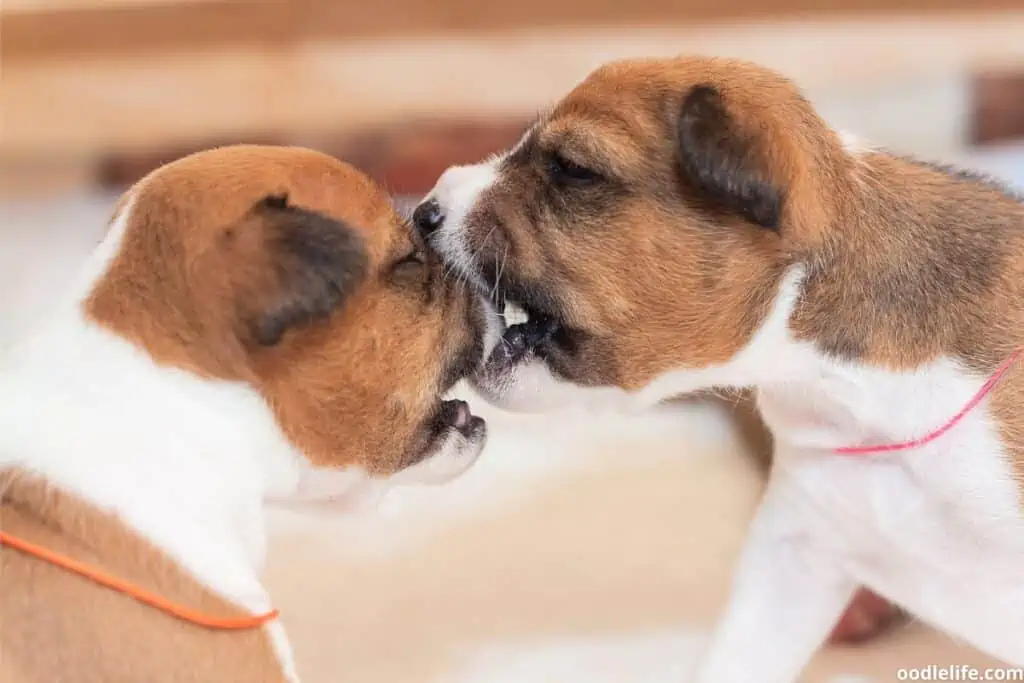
[436,398,485,439]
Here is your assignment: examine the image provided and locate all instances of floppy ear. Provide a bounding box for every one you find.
[676,84,785,230]
[238,194,368,347]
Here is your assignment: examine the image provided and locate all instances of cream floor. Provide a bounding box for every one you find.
[3,144,1023,682]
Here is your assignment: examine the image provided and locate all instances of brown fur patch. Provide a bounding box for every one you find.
[992,360,1024,486]
[0,469,288,683]
[790,154,1024,372]
[86,145,486,475]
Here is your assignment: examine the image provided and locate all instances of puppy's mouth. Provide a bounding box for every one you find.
[482,298,563,373]
[432,398,485,439]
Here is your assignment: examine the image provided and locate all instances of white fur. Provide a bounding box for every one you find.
[690,269,1024,680]
[0,201,302,680]
[423,149,1024,677]
[0,197,484,681]
[419,152,652,414]
[422,160,502,295]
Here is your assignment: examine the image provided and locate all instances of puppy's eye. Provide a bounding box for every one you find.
[391,249,426,276]
[547,152,601,186]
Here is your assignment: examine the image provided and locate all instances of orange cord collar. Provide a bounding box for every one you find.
[0,530,279,630]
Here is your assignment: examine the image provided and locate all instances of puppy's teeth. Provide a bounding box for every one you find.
[504,301,529,326]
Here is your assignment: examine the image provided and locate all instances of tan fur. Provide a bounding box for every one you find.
[0,469,287,683]
[993,363,1024,484]
[87,145,484,475]
[3,145,488,680]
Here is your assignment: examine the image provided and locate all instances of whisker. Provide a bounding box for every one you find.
[492,244,510,305]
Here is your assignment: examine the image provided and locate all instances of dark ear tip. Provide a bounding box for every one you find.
[683,84,720,102]
[680,84,723,117]
[260,193,290,210]
[254,317,286,347]
[676,81,784,232]
[245,207,368,349]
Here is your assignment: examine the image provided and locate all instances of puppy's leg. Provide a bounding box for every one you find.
[692,475,856,683]
[726,389,905,646]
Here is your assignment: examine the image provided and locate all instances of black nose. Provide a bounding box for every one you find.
[412,199,445,237]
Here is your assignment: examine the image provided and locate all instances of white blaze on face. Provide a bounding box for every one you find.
[422,159,501,293]
[422,156,527,368]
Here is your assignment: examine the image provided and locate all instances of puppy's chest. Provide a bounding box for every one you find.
[781,451,1023,566]
[756,358,1024,533]
[757,368,1024,617]
[782,449,1024,641]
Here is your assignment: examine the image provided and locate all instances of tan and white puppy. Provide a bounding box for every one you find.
[415,57,1024,681]
[0,145,492,682]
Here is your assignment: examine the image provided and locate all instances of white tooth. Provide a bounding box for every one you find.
[504,301,530,326]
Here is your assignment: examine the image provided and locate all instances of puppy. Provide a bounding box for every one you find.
[0,145,491,682]
[414,56,1024,680]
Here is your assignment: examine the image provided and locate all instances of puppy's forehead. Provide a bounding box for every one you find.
[555,56,801,116]
[535,62,680,164]
[136,145,400,260]
[533,56,806,171]
[558,59,678,115]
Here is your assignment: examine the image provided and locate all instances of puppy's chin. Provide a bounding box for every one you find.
[472,304,554,412]
[394,398,488,486]
[275,400,488,512]
[474,354,579,413]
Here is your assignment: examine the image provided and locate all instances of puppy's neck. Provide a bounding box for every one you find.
[743,147,1024,452]
[0,214,302,610]
[662,266,1003,457]
[795,149,1024,368]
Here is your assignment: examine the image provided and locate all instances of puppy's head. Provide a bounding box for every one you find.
[415,57,851,411]
[87,145,492,486]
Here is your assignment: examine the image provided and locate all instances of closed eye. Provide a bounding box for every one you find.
[394,249,425,268]
[547,151,602,186]
[393,248,421,264]
[389,247,429,287]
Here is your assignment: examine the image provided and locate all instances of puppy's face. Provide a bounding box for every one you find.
[416,57,846,411]
[88,145,493,485]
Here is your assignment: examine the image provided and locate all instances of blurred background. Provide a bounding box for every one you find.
[5,0,1024,342]
[4,0,1024,198]
[3,3,1024,682]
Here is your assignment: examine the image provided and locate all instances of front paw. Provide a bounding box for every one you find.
[829,588,905,644]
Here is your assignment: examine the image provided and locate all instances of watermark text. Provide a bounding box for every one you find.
[898,666,1024,681]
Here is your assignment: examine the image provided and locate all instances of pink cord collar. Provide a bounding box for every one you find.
[833,348,1022,456]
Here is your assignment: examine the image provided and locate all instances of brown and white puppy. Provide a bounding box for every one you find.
[415,56,1024,681]
[0,145,492,682]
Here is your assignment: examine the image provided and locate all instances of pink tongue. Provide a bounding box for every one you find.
[453,401,471,429]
